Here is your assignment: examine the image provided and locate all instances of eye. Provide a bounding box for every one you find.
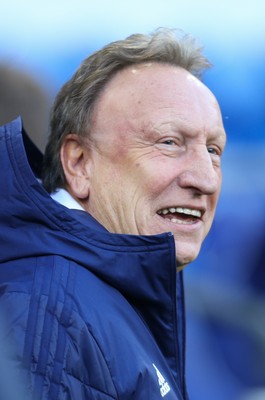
[162,139,177,146]
[155,136,183,157]
[207,146,219,156]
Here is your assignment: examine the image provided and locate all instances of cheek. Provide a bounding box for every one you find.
[212,183,222,209]
[204,194,220,233]
[143,169,176,198]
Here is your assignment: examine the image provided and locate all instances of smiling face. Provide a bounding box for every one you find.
[69,63,226,268]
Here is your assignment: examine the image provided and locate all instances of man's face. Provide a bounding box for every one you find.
[84,63,226,268]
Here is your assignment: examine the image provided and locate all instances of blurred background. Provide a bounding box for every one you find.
[1,1,264,399]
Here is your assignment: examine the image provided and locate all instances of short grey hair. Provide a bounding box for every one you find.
[42,28,211,193]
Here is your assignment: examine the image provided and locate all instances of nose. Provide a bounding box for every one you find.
[177,146,220,195]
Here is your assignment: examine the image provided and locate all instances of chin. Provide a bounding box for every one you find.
[175,243,201,270]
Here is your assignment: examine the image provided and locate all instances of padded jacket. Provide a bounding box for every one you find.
[0,118,188,399]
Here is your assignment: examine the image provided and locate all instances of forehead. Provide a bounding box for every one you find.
[100,62,211,104]
[92,63,225,141]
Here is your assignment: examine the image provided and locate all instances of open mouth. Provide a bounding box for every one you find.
[157,207,202,225]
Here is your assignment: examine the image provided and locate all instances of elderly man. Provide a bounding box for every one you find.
[0,28,226,399]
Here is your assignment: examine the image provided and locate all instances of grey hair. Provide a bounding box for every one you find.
[42,28,211,193]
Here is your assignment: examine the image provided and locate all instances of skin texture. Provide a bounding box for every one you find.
[61,63,226,269]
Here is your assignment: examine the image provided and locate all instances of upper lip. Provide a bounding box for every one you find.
[157,205,206,219]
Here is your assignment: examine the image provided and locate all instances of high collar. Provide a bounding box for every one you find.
[0,117,181,308]
[0,116,180,305]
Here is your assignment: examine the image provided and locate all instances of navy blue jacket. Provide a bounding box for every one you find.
[0,118,187,399]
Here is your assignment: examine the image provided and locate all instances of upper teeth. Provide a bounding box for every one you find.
[158,207,202,218]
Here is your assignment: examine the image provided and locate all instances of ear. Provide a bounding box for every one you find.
[60,134,91,199]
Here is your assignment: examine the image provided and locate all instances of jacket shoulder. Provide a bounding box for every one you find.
[0,255,118,399]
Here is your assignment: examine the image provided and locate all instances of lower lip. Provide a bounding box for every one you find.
[157,214,203,231]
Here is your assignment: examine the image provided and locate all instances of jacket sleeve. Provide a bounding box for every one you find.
[0,263,118,400]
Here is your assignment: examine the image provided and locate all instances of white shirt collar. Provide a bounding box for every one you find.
[51,188,85,211]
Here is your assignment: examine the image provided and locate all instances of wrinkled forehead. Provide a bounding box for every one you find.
[91,62,225,140]
[96,62,218,111]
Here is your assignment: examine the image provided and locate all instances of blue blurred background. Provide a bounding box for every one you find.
[1,1,265,399]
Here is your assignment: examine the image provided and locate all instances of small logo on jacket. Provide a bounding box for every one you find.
[152,363,171,397]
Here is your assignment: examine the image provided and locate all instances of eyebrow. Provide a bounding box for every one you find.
[209,129,227,148]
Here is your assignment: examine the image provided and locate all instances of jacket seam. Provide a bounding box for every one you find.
[74,324,119,399]
[64,368,117,399]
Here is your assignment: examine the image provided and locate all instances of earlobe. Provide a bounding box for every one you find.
[60,134,91,199]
